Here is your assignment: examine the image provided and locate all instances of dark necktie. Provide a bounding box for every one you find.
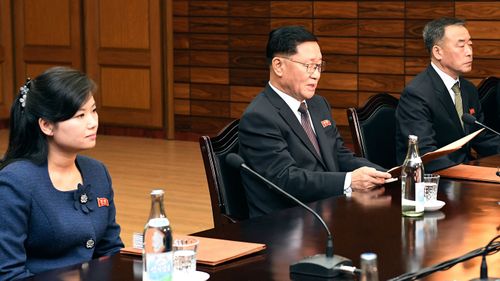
[451,82,464,128]
[298,102,321,157]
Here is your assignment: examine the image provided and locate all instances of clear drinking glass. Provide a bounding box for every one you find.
[423,174,440,202]
[173,237,199,278]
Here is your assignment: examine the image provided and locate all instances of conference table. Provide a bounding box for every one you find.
[25,155,500,280]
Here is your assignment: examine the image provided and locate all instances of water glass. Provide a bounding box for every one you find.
[173,237,199,277]
[423,174,440,202]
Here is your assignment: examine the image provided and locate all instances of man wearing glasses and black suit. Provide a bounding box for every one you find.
[238,26,391,218]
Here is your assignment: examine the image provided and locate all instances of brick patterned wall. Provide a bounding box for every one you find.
[173,1,500,141]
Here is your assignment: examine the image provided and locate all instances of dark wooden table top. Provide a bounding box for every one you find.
[26,157,500,281]
[467,154,499,168]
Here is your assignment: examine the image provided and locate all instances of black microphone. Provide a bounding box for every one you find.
[469,234,500,281]
[226,153,353,278]
[462,113,500,136]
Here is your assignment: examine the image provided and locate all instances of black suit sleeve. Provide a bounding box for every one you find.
[396,86,458,172]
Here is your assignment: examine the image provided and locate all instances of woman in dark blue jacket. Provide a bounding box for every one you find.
[0,67,124,280]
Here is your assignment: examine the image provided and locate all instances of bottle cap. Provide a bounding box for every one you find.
[361,252,377,261]
[151,189,165,195]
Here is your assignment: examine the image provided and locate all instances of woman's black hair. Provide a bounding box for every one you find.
[0,66,96,168]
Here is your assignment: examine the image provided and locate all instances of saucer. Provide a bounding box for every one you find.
[174,271,210,281]
[424,200,445,212]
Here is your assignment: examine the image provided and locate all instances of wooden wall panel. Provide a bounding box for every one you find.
[313,2,357,18]
[319,90,357,108]
[232,2,269,17]
[359,38,404,56]
[99,0,149,49]
[473,40,500,59]
[174,83,190,98]
[25,0,70,46]
[190,67,229,84]
[319,37,357,55]
[272,2,312,18]
[358,2,404,19]
[456,2,500,19]
[358,74,404,93]
[318,73,357,91]
[406,2,454,19]
[100,67,151,110]
[0,0,13,120]
[173,1,188,16]
[359,56,404,74]
[191,17,229,34]
[190,1,228,17]
[314,19,358,37]
[271,19,313,31]
[359,20,404,38]
[26,63,69,78]
[230,52,267,69]
[14,0,83,87]
[190,34,229,50]
[230,86,262,102]
[173,0,500,143]
[466,21,500,40]
[230,102,248,119]
[191,84,229,101]
[322,55,357,73]
[85,0,164,128]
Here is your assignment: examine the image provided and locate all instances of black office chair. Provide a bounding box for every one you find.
[199,119,249,228]
[477,76,499,133]
[347,93,399,169]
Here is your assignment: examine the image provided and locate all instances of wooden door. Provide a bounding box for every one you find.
[85,0,165,129]
[0,0,14,120]
[13,0,83,84]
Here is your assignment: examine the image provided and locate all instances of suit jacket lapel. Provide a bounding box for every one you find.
[308,99,337,171]
[263,85,327,168]
[427,66,465,135]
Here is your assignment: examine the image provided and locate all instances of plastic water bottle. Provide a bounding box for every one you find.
[360,252,379,281]
[143,189,173,281]
[401,135,425,217]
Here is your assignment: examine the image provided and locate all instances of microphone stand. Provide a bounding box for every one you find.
[470,234,500,281]
[226,154,352,278]
[462,113,500,136]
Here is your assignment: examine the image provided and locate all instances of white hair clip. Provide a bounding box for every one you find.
[19,79,31,108]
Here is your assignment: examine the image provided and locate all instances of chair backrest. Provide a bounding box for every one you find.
[347,93,399,169]
[477,76,499,132]
[199,119,249,228]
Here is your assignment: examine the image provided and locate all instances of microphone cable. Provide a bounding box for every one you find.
[388,234,500,281]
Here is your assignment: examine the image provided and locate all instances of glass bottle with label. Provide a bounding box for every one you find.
[143,189,173,281]
[401,135,425,217]
[360,252,379,281]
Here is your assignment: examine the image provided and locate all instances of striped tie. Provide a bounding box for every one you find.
[451,82,464,128]
[298,102,321,157]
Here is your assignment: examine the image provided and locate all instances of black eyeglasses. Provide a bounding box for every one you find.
[278,57,326,74]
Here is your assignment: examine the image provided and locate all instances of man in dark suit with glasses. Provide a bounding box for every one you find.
[238,26,391,218]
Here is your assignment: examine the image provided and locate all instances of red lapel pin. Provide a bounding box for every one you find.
[97,197,109,207]
[321,120,331,128]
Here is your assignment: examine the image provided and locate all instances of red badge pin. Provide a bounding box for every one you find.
[321,119,332,128]
[469,108,475,115]
[97,197,109,207]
